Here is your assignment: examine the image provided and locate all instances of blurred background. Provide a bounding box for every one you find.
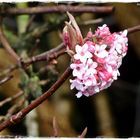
[0,2,140,138]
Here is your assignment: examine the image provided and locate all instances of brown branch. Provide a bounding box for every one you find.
[0,5,114,15]
[25,15,36,33]
[0,18,20,62]
[22,43,65,67]
[0,66,72,131]
[127,25,140,34]
[29,38,40,57]
[0,75,13,86]
[0,91,24,108]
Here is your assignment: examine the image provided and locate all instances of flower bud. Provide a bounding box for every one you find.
[63,12,83,53]
[63,22,77,51]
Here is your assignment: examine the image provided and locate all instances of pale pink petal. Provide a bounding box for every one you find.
[76,92,83,98]
[75,45,82,53]
[96,50,108,58]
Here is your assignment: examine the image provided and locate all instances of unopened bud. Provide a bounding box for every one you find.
[62,12,84,54]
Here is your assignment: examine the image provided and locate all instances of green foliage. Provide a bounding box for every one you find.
[19,69,42,103]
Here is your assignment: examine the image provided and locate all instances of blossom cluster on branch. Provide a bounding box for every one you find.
[63,13,128,98]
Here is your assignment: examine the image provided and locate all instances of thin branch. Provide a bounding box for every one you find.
[0,17,20,62]
[5,99,25,119]
[22,43,65,67]
[0,65,18,77]
[0,5,114,15]
[0,75,13,86]
[37,43,64,58]
[25,15,36,33]
[0,66,72,131]
[29,38,40,57]
[80,18,103,25]
[0,91,24,108]
[127,25,140,34]
[53,116,58,137]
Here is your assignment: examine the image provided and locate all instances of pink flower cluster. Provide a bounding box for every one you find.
[70,24,128,98]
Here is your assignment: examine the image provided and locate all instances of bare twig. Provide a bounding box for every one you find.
[127,25,140,34]
[22,43,65,67]
[0,17,20,62]
[0,66,72,131]
[29,38,40,57]
[53,116,58,137]
[78,127,88,138]
[5,99,25,119]
[0,91,24,108]
[20,24,140,68]
[0,5,114,15]
[80,18,103,25]
[0,75,13,86]
[25,15,36,33]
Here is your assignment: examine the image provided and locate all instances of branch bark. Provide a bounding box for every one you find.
[0,67,72,132]
[22,43,65,67]
[0,5,114,15]
[127,25,140,34]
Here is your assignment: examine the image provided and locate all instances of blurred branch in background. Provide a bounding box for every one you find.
[0,91,23,108]
[128,25,140,35]
[0,17,20,62]
[80,18,103,26]
[52,116,59,137]
[0,75,13,86]
[0,5,114,15]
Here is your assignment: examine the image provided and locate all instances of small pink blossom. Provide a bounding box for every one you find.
[95,24,111,38]
[94,44,108,58]
[74,44,93,63]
